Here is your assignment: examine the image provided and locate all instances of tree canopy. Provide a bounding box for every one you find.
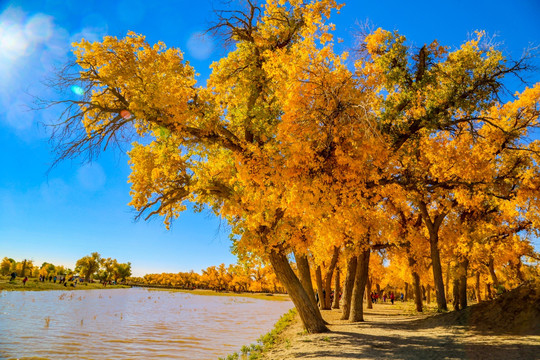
[48,0,540,333]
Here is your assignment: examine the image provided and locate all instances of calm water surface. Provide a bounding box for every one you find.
[0,288,293,359]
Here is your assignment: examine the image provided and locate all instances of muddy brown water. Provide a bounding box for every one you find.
[0,288,293,359]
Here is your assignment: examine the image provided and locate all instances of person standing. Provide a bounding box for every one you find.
[23,276,28,286]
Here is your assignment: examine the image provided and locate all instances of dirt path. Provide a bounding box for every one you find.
[263,303,540,360]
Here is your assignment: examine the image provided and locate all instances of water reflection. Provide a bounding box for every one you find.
[0,288,293,359]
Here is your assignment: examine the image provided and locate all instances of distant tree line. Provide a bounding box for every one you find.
[1,252,131,283]
[129,262,285,293]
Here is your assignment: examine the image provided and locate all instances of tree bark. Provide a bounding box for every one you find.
[475,270,482,303]
[514,260,525,283]
[349,249,370,322]
[426,284,431,304]
[294,250,318,308]
[458,258,469,309]
[366,275,373,309]
[445,261,450,302]
[340,255,357,320]
[419,201,448,311]
[268,248,328,333]
[488,255,500,291]
[323,246,340,310]
[332,267,341,309]
[404,282,409,301]
[430,237,448,311]
[452,278,460,311]
[412,271,423,312]
[315,265,325,309]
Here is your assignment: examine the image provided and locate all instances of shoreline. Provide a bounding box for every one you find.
[0,279,130,291]
[0,279,291,301]
[146,287,291,302]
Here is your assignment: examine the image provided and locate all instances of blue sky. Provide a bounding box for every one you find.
[1,0,539,276]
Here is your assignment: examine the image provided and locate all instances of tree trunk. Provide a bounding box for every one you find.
[268,249,328,333]
[430,234,448,311]
[294,250,318,308]
[419,202,447,311]
[323,246,340,310]
[422,285,426,303]
[515,260,525,283]
[412,271,423,312]
[445,261,450,302]
[340,255,357,320]
[366,275,373,309]
[488,256,500,292]
[315,265,325,309]
[486,283,493,300]
[332,267,341,309]
[452,278,460,311]
[427,284,431,304]
[458,258,469,309]
[349,249,370,322]
[475,271,482,303]
[404,282,409,301]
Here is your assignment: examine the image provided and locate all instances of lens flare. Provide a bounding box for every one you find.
[120,110,132,119]
[70,85,84,96]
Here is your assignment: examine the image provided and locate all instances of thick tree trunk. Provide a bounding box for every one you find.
[350,249,370,322]
[412,271,423,312]
[366,275,373,309]
[340,255,357,320]
[458,258,469,309]
[430,235,448,311]
[452,278,460,311]
[475,271,482,303]
[404,282,409,301]
[315,265,325,309]
[294,250,318,308]
[332,267,341,309]
[268,249,328,333]
[323,246,340,310]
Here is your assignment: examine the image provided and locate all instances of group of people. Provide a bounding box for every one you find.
[38,274,72,284]
[370,292,404,305]
[8,272,80,287]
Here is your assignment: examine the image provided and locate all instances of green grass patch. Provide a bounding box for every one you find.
[219,308,297,360]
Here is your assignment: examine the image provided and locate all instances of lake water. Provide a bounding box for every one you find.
[0,288,293,359]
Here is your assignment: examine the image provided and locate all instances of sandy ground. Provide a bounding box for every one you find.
[262,302,540,360]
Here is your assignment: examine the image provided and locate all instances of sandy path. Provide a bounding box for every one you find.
[263,303,540,360]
